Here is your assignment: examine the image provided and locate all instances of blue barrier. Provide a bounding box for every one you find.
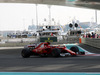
[0,72,100,75]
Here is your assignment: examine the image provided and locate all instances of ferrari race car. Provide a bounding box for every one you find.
[21,42,85,58]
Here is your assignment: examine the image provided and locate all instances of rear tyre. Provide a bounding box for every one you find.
[51,48,61,57]
[70,46,79,53]
[21,48,31,58]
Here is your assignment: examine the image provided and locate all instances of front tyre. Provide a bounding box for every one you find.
[21,48,31,58]
[70,46,79,53]
[52,48,61,57]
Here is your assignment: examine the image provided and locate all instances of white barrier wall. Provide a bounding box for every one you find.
[81,38,100,48]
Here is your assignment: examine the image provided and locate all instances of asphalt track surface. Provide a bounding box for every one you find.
[0,44,100,72]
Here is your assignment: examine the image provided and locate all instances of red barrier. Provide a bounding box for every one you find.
[79,38,82,43]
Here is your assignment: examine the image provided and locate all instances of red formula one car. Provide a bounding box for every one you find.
[21,42,85,58]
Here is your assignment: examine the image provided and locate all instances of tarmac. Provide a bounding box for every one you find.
[79,44,100,54]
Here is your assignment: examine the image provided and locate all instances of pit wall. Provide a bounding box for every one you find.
[81,38,100,49]
[1,37,100,48]
[0,42,33,47]
[0,38,38,47]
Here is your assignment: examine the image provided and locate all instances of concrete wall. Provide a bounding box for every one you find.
[0,36,80,47]
[0,42,31,47]
[81,38,100,48]
[0,38,38,47]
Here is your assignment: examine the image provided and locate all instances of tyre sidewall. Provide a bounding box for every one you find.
[51,48,61,57]
[70,46,79,53]
[21,48,31,58]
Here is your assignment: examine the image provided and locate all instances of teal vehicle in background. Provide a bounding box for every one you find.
[64,44,93,55]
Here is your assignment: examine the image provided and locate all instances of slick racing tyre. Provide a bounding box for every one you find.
[51,48,61,57]
[70,46,79,53]
[21,48,31,58]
